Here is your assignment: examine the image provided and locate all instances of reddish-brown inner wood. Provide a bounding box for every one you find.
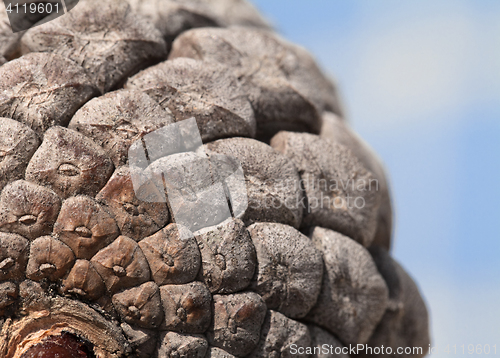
[20,332,93,358]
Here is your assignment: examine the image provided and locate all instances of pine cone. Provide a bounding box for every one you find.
[0,1,430,357]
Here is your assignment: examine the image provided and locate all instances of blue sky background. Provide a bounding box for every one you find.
[252,0,500,353]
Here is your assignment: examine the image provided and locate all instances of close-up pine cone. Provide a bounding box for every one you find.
[0,0,430,357]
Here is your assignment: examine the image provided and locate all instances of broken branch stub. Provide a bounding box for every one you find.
[0,296,128,358]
